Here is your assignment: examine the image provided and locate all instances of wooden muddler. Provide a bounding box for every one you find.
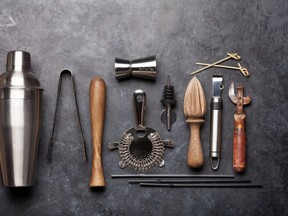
[184,77,207,168]
[89,76,106,187]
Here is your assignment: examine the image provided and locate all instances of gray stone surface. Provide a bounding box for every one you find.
[0,0,287,215]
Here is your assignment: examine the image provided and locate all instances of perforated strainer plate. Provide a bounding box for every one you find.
[118,131,165,171]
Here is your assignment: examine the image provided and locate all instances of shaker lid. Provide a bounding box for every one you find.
[0,50,42,89]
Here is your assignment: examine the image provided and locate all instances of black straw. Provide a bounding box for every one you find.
[111,174,234,178]
[128,179,251,184]
[140,183,263,188]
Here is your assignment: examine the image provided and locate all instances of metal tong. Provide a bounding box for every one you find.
[47,69,87,161]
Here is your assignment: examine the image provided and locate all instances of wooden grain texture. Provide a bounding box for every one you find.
[184,77,207,168]
[89,76,106,187]
[233,114,246,173]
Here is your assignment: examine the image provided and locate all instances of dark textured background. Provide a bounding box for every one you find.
[0,0,287,215]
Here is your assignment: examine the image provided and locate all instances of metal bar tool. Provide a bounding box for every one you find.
[47,69,87,161]
[109,90,174,171]
[210,75,224,170]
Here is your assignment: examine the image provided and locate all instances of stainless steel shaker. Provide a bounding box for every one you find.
[0,50,43,187]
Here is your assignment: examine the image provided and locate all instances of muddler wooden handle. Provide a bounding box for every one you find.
[233,114,246,173]
[186,119,204,168]
[89,76,106,187]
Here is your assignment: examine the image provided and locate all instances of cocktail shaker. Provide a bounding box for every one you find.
[0,50,43,187]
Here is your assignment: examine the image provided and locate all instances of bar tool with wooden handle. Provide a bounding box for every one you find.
[90,77,106,187]
[229,82,251,173]
[184,77,207,168]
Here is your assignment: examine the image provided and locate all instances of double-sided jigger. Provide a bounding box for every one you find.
[115,55,157,80]
[191,53,250,77]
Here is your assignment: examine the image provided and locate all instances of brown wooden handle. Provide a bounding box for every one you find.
[89,76,106,187]
[186,119,204,168]
[233,114,246,173]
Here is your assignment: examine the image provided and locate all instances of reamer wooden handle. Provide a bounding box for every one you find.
[89,76,106,187]
[233,114,246,173]
[186,119,204,168]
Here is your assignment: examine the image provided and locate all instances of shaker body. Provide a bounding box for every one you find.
[0,90,42,186]
[0,50,43,187]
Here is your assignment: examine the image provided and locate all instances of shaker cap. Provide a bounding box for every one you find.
[6,50,31,72]
[0,50,41,89]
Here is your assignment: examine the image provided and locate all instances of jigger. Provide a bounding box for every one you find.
[0,50,43,187]
[115,55,157,80]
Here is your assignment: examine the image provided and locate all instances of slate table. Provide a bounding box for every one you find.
[0,1,287,215]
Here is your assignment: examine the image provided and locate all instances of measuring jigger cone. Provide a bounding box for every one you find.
[115,55,157,80]
[0,50,43,187]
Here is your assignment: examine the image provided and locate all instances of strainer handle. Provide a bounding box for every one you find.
[133,90,146,128]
